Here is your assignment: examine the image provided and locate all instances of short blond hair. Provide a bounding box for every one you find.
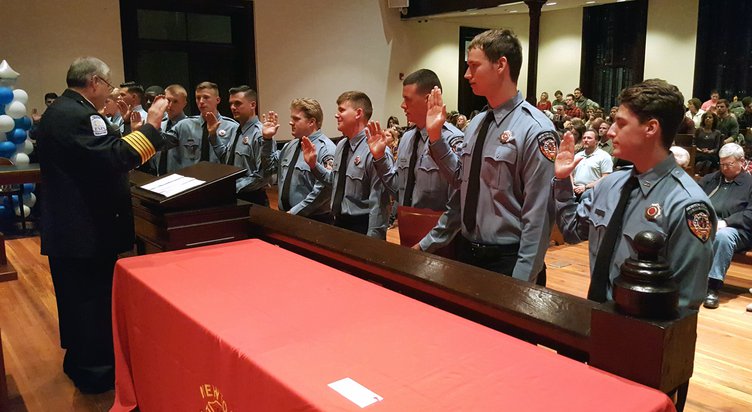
[165,84,187,99]
[290,98,323,128]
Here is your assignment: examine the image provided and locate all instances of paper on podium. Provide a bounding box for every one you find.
[140,174,206,198]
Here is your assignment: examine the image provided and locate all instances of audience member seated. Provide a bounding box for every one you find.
[697,143,752,309]
[717,99,740,144]
[571,129,612,200]
[564,93,584,119]
[551,89,565,108]
[701,89,720,112]
[694,111,723,175]
[686,98,705,129]
[537,91,552,112]
[670,146,691,172]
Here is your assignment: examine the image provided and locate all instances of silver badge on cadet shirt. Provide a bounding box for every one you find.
[353,156,361,166]
[645,203,662,221]
[242,136,249,144]
[218,129,227,137]
[499,130,513,143]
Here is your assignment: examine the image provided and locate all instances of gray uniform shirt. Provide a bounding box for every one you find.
[214,117,273,194]
[429,91,558,282]
[161,113,237,173]
[261,130,336,216]
[374,123,463,252]
[312,129,390,239]
[554,155,715,309]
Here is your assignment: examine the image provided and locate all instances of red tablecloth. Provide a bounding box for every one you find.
[111,239,675,411]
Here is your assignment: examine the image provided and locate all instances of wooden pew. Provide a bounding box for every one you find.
[247,206,697,409]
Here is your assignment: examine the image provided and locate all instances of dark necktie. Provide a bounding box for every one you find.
[588,175,639,302]
[200,122,210,162]
[157,120,173,175]
[331,140,351,219]
[280,140,302,211]
[402,132,423,207]
[463,111,496,231]
[227,126,242,165]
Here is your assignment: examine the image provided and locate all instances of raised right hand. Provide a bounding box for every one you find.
[300,136,318,169]
[426,86,446,143]
[554,131,582,179]
[365,120,387,160]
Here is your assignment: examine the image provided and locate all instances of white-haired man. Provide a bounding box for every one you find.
[697,143,752,309]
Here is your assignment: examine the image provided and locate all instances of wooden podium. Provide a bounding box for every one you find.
[130,162,252,254]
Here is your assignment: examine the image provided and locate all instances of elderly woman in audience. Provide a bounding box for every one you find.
[697,143,752,309]
[694,111,724,175]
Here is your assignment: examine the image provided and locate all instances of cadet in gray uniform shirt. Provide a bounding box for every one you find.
[161,82,237,173]
[261,98,336,220]
[301,91,390,239]
[366,69,463,252]
[554,79,715,309]
[216,85,274,206]
[426,30,557,285]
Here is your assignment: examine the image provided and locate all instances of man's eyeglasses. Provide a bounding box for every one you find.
[720,160,739,168]
[95,75,115,92]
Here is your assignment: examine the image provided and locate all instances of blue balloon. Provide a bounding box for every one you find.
[23,183,35,192]
[6,128,26,144]
[0,141,16,158]
[0,88,12,105]
[14,116,31,131]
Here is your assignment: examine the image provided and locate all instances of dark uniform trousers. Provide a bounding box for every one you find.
[456,236,547,287]
[237,189,269,207]
[334,213,369,235]
[49,255,118,390]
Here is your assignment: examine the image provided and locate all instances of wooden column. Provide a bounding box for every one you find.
[524,0,546,105]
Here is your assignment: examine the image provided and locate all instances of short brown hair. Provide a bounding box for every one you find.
[290,98,323,128]
[337,91,373,121]
[195,81,219,95]
[618,79,685,150]
[468,29,522,83]
[228,85,257,102]
[165,84,187,99]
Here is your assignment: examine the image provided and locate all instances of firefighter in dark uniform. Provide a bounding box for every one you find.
[37,57,168,393]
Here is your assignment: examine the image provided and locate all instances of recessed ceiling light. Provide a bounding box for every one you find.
[546,2,558,5]
[586,1,596,3]
[510,10,518,13]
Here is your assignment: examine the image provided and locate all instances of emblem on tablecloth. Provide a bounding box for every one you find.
[200,383,229,412]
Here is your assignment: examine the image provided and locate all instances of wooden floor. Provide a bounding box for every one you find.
[0,234,750,411]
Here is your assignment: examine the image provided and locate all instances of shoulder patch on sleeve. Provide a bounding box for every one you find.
[90,115,108,137]
[685,202,712,242]
[536,131,558,162]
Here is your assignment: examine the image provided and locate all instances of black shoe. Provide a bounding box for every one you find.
[703,289,720,309]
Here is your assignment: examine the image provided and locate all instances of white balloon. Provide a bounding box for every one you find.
[6,101,26,119]
[14,204,30,218]
[11,152,29,166]
[20,139,33,155]
[22,192,36,208]
[12,89,28,105]
[0,114,13,133]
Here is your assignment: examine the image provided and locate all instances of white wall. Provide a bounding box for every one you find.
[538,7,583,100]
[0,0,124,115]
[644,0,699,100]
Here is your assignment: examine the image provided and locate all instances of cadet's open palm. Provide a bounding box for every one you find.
[204,112,220,136]
[554,131,582,179]
[365,121,388,160]
[300,136,318,169]
[261,111,279,140]
[426,86,446,143]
